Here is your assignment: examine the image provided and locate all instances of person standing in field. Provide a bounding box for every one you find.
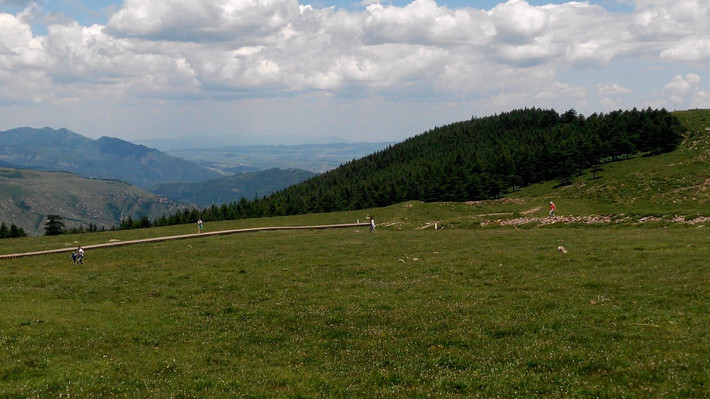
[369,216,376,233]
[197,219,204,233]
[549,201,556,217]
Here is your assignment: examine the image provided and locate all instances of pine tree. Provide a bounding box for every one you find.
[44,215,66,236]
[8,224,26,238]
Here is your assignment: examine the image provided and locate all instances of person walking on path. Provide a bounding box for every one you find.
[197,219,204,234]
[369,217,376,233]
[76,246,84,264]
[549,201,556,217]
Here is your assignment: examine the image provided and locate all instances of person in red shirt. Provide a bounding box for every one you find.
[549,201,556,217]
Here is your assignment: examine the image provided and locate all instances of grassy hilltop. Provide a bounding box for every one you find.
[504,109,710,219]
[0,110,708,397]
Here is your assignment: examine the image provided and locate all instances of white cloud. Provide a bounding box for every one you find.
[660,39,710,62]
[105,0,300,43]
[489,0,549,43]
[361,0,491,45]
[598,83,631,95]
[0,12,54,103]
[662,73,705,106]
[0,0,709,143]
[633,0,709,39]
[3,0,703,100]
[0,12,47,67]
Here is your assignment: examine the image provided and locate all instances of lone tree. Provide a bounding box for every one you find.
[44,215,66,236]
[590,164,604,179]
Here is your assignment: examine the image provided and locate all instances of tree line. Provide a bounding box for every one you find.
[117,107,683,230]
[0,222,27,239]
[42,214,105,236]
[7,107,684,235]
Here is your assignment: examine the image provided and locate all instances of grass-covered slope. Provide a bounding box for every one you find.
[365,109,710,229]
[505,109,710,218]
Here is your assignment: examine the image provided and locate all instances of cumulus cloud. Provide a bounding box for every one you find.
[105,0,301,42]
[660,39,710,62]
[0,11,53,103]
[633,0,709,39]
[489,0,549,43]
[598,83,631,95]
[0,0,709,142]
[662,73,709,107]
[1,0,706,100]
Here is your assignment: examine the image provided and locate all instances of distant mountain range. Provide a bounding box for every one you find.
[0,127,222,188]
[0,126,383,232]
[150,168,317,208]
[0,167,184,235]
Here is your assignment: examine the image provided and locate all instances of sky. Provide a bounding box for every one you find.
[0,0,708,146]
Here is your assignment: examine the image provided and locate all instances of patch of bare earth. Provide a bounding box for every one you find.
[480,214,710,227]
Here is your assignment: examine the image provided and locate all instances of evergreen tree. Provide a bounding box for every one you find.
[590,164,603,179]
[8,224,26,238]
[44,215,66,236]
[138,107,684,230]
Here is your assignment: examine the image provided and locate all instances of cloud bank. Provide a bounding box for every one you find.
[0,0,708,143]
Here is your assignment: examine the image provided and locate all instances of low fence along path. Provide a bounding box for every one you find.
[0,222,371,260]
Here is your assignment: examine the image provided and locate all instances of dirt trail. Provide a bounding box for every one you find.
[0,222,370,260]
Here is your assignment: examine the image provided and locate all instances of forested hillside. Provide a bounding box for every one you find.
[150,168,316,208]
[137,107,684,228]
[246,108,683,214]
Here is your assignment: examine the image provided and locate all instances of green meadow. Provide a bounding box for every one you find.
[1,109,709,397]
[1,211,709,398]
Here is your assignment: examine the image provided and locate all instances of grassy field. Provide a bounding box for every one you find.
[1,219,708,397]
[1,109,709,397]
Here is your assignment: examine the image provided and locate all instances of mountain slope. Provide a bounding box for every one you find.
[230,108,684,216]
[504,109,710,217]
[0,167,185,235]
[0,127,222,188]
[362,109,710,230]
[150,168,317,208]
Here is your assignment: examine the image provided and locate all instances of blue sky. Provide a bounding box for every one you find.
[9,0,635,32]
[0,0,707,146]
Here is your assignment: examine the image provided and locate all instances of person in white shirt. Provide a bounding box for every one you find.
[77,246,84,264]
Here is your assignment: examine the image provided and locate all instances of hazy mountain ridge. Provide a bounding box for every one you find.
[0,127,222,188]
[0,127,396,231]
[164,142,394,174]
[0,167,185,235]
